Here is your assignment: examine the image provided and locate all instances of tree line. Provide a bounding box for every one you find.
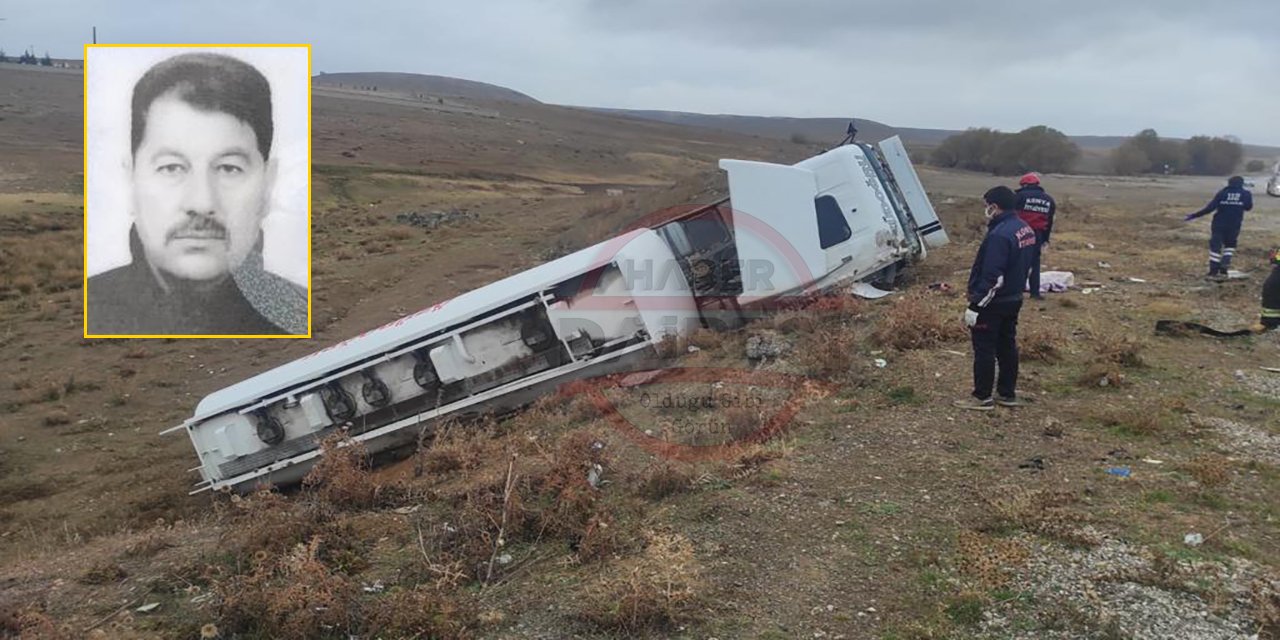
[1109,129,1244,176]
[929,126,1081,175]
[929,126,1246,176]
[0,48,54,66]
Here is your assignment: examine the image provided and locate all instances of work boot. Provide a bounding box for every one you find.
[953,396,995,411]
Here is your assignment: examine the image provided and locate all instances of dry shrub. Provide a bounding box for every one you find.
[79,560,127,585]
[1185,454,1232,488]
[364,586,471,639]
[979,486,1098,546]
[41,410,70,427]
[421,424,488,475]
[955,531,1028,589]
[686,328,724,351]
[215,537,357,639]
[533,430,620,562]
[0,606,71,640]
[802,293,865,318]
[1076,363,1129,389]
[579,531,705,632]
[1089,332,1146,368]
[1095,404,1173,437]
[382,227,415,241]
[637,461,694,500]
[794,325,859,379]
[302,434,383,510]
[768,310,819,334]
[222,491,367,571]
[1020,324,1067,363]
[870,292,966,350]
[122,527,174,559]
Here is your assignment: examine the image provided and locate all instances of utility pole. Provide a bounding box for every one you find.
[93,26,96,44]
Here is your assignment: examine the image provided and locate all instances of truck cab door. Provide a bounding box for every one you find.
[877,136,949,249]
[718,159,825,305]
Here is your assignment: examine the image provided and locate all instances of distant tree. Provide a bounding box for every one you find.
[0,49,7,63]
[1109,144,1150,176]
[930,128,1003,172]
[40,52,53,67]
[1246,159,1266,172]
[1185,135,1243,175]
[18,50,37,65]
[932,126,1079,175]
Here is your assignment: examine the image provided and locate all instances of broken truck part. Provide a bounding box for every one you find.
[166,136,949,493]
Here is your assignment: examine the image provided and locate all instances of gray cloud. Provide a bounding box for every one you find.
[10,0,1280,145]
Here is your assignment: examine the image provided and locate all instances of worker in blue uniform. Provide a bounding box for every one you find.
[1185,176,1253,280]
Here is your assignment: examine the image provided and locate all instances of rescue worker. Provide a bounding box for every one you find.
[1257,248,1280,332]
[1014,172,1056,300]
[1184,176,1253,280]
[955,186,1037,411]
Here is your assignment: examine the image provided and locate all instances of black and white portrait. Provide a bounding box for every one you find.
[84,45,310,337]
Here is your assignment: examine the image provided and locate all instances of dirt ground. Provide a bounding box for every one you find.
[1,65,1278,639]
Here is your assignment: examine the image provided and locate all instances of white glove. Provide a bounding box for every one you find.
[964,308,979,328]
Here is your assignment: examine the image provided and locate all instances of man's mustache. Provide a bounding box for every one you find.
[168,217,228,242]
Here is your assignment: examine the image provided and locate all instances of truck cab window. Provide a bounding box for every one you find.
[815,195,852,249]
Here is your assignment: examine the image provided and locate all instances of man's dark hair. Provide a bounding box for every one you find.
[1228,175,1244,187]
[131,52,273,160]
[983,185,1016,211]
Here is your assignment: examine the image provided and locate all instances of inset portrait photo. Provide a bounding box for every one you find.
[84,44,310,337]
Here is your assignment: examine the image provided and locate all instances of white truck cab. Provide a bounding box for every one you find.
[169,135,949,493]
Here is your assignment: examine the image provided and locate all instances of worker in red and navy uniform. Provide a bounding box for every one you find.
[955,186,1037,411]
[1185,176,1253,279]
[1014,173,1056,300]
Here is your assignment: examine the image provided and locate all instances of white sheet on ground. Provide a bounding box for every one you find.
[1028,271,1074,293]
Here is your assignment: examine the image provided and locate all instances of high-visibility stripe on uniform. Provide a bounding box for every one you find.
[1262,307,1280,318]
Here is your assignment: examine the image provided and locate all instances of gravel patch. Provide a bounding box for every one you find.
[1190,415,1280,466]
[978,534,1269,639]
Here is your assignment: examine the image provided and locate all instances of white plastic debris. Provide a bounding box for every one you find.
[1097,261,1112,269]
[1126,277,1147,283]
[497,553,513,565]
[1184,533,1204,547]
[851,282,894,299]
[874,358,888,369]
[135,603,160,613]
[587,463,603,489]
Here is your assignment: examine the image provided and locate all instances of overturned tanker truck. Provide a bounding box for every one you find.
[167,135,950,494]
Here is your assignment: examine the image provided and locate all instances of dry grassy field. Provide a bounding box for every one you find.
[1,64,1279,639]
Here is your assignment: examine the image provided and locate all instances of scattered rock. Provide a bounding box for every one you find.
[395,209,478,230]
[745,331,793,360]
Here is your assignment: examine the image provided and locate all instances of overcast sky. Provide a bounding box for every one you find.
[11,0,1280,145]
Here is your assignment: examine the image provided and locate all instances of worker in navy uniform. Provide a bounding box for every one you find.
[87,52,305,335]
[1184,176,1253,281]
[1014,172,1056,300]
[1256,248,1280,332]
[954,186,1037,411]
